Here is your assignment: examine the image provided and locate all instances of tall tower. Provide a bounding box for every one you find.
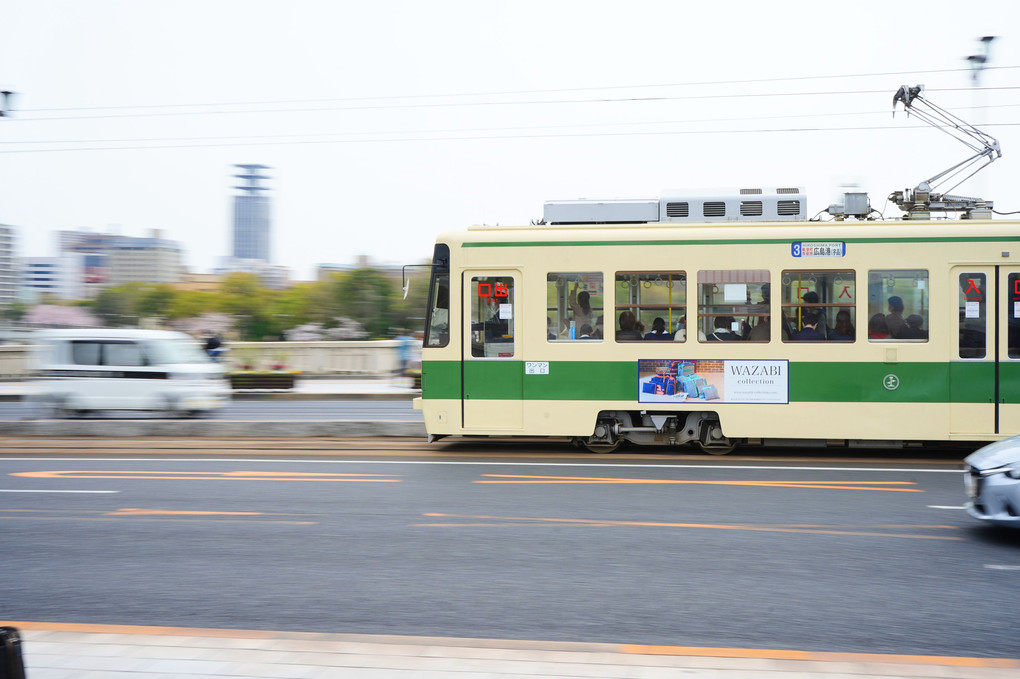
[232,164,272,262]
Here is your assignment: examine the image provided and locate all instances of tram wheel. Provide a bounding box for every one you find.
[579,437,621,454]
[696,440,737,456]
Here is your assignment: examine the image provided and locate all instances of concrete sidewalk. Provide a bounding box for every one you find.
[7,622,1018,679]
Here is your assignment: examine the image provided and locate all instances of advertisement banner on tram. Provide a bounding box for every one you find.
[638,358,789,404]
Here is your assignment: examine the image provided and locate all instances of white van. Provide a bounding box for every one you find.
[30,329,230,417]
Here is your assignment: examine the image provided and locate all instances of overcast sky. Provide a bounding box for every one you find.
[1,0,1018,281]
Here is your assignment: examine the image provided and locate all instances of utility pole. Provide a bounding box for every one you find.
[966,36,996,198]
[0,91,14,117]
[967,36,996,84]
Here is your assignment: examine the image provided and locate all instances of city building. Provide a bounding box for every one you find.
[59,228,184,290]
[20,253,86,300]
[316,255,403,283]
[215,257,290,290]
[0,225,17,306]
[105,231,184,285]
[170,272,224,293]
[232,164,272,262]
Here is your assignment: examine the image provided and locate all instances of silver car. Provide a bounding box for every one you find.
[964,436,1020,527]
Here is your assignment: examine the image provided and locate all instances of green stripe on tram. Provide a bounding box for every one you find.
[423,360,1013,403]
[462,235,1020,249]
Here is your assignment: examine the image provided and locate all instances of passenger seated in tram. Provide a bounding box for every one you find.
[899,314,928,339]
[706,316,742,341]
[791,310,826,341]
[644,317,673,340]
[802,292,828,339]
[673,316,706,342]
[578,324,596,339]
[616,311,643,340]
[828,309,855,341]
[594,315,604,339]
[868,313,890,339]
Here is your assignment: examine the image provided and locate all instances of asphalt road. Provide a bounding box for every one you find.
[2,441,1017,659]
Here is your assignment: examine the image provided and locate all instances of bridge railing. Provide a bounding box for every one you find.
[0,340,409,379]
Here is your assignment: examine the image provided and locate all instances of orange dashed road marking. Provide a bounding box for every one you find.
[10,470,402,482]
[105,508,263,516]
[418,513,962,540]
[475,474,922,491]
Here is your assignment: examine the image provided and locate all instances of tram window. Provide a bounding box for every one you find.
[958,273,986,358]
[867,270,929,342]
[470,276,515,358]
[781,270,856,342]
[1010,274,1020,358]
[547,273,603,341]
[425,274,450,348]
[697,270,769,342]
[615,272,686,341]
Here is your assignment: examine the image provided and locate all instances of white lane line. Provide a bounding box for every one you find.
[985,565,1020,570]
[928,505,966,509]
[0,458,964,472]
[0,489,119,493]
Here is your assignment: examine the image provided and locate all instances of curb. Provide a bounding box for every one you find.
[0,419,427,437]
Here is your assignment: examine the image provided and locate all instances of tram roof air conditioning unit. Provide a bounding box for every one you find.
[543,188,806,224]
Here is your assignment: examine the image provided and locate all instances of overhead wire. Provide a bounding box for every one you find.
[5,102,1019,148]
[3,122,1018,155]
[13,86,1020,122]
[15,65,1020,114]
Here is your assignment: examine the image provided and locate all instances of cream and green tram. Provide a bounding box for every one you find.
[413,188,1020,453]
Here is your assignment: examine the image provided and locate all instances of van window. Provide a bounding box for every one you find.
[106,342,146,366]
[71,342,102,365]
[146,339,210,364]
[71,340,147,367]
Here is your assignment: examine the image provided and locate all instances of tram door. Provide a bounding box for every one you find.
[949,266,1020,436]
[461,271,523,430]
[997,266,1020,435]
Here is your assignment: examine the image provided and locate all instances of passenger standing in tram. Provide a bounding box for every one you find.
[569,283,595,332]
[885,296,906,338]
[749,316,772,341]
[760,284,793,339]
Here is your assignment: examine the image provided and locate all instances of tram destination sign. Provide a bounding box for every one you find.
[792,241,845,258]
